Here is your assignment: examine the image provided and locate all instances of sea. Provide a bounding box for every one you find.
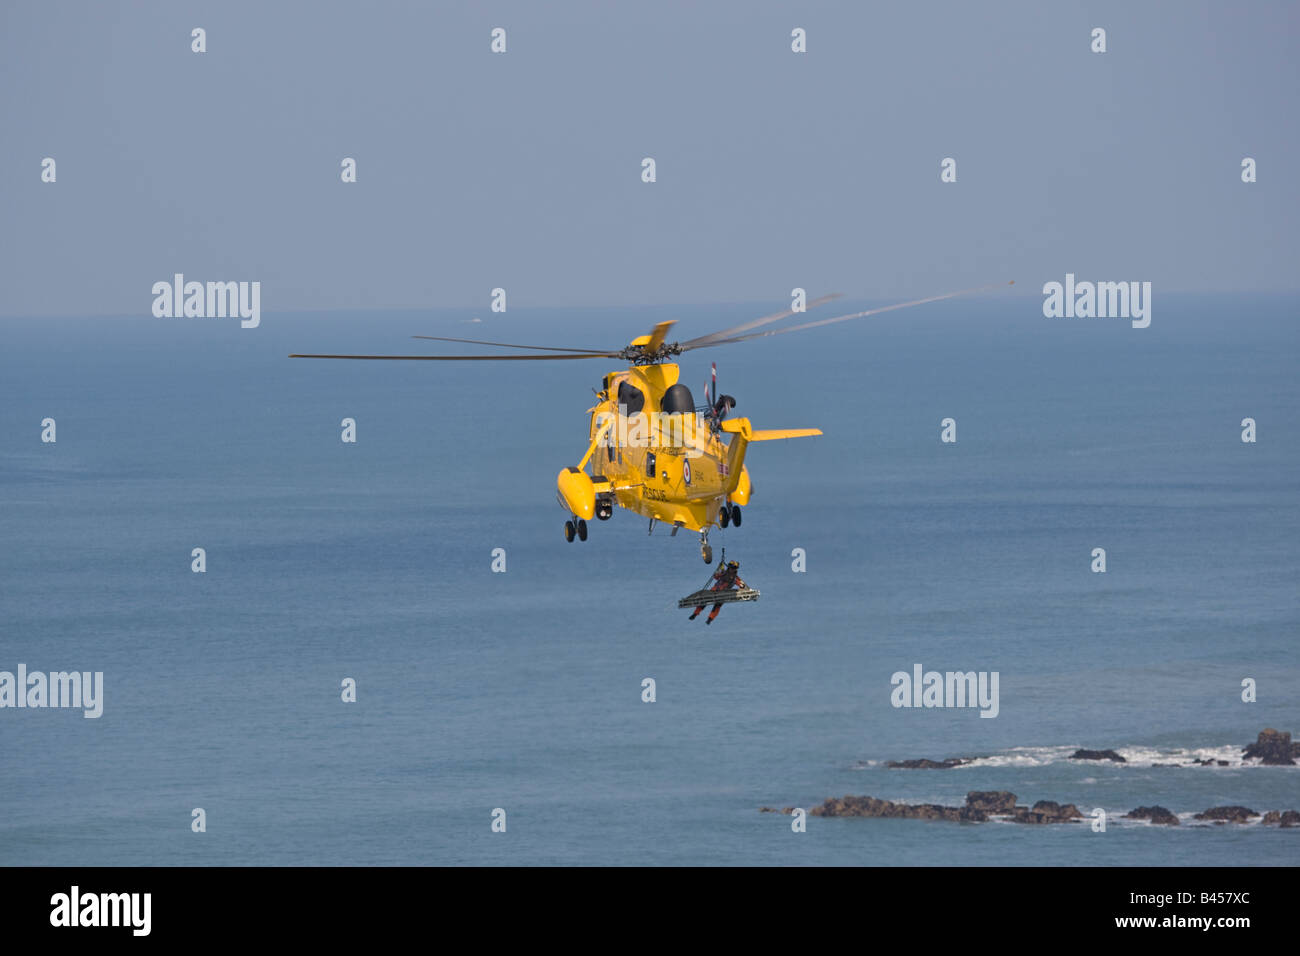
[2,292,1297,865]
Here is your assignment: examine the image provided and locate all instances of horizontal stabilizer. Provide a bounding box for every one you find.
[720,419,821,442]
[748,428,822,441]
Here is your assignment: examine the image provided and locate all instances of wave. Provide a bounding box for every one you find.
[856,743,1296,771]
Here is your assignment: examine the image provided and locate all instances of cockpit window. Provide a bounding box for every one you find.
[617,380,645,416]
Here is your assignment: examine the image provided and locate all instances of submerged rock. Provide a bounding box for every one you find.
[886,757,969,770]
[1193,806,1259,824]
[1242,728,1298,766]
[1125,806,1180,825]
[1069,749,1127,762]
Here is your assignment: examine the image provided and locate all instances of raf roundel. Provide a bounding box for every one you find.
[683,458,691,485]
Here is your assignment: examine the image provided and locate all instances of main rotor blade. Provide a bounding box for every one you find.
[289,352,617,360]
[685,282,1014,348]
[411,334,613,354]
[677,293,843,350]
[643,320,676,353]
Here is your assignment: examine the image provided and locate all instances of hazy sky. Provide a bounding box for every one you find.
[2,0,1296,318]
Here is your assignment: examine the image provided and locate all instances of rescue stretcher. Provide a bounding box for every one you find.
[677,586,760,609]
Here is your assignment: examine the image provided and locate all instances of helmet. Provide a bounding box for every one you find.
[727,561,739,569]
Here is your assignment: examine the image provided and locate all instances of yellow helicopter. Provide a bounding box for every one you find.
[291,283,1009,562]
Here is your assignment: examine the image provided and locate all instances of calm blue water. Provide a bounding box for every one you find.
[2,293,1298,865]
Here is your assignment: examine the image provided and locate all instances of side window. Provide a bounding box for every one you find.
[645,452,656,478]
[606,423,619,465]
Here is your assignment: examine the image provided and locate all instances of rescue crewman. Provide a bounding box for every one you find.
[689,559,746,624]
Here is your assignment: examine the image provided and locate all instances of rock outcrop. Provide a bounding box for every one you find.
[966,791,1018,812]
[764,797,1300,829]
[793,791,1082,824]
[1124,805,1180,825]
[807,795,987,822]
[1260,810,1300,827]
[1193,806,1258,824]
[775,728,1300,830]
[1069,749,1127,762]
[1242,728,1299,765]
[1012,800,1084,824]
[869,729,1299,773]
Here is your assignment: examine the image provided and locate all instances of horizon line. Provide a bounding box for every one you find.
[2,288,1297,322]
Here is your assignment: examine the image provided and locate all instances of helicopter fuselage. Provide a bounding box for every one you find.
[585,362,751,533]
[555,351,820,562]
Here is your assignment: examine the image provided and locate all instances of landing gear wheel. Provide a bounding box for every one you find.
[718,506,730,528]
[702,543,713,564]
[577,519,588,541]
[564,520,576,542]
[730,504,742,527]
